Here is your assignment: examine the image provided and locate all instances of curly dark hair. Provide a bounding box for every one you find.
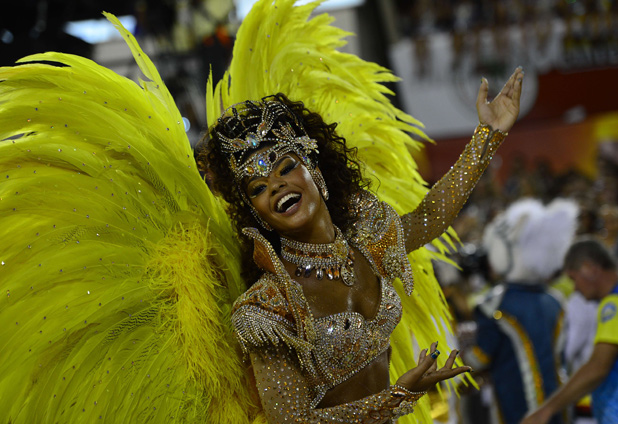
[195,93,371,285]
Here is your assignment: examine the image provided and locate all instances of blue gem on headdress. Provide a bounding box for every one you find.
[246,133,260,148]
[257,158,268,172]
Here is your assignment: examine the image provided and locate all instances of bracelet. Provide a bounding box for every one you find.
[474,124,508,163]
[478,122,508,137]
[391,385,427,418]
[392,385,427,400]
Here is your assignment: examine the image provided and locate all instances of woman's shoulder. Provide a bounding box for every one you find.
[348,190,414,292]
[231,274,313,357]
[348,189,400,244]
[231,228,295,339]
[348,189,381,216]
[232,275,293,323]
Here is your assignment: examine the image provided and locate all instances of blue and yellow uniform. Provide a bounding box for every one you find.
[470,282,565,424]
[592,285,618,423]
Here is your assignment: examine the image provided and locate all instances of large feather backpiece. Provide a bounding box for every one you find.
[0,13,263,424]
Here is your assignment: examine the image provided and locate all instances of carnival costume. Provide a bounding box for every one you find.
[0,0,503,422]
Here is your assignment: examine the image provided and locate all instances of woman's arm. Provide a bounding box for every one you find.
[401,124,506,252]
[401,67,524,253]
[251,344,425,424]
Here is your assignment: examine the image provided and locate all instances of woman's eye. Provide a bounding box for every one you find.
[249,184,265,197]
[280,160,298,175]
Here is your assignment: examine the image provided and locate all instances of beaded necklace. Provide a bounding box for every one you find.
[281,226,355,286]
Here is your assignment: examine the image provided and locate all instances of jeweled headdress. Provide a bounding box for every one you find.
[210,95,329,230]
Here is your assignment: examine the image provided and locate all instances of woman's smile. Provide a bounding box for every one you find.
[244,152,333,242]
[275,192,302,214]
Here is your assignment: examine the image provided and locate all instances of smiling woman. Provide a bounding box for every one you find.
[197,94,371,285]
[245,153,325,234]
[196,50,523,419]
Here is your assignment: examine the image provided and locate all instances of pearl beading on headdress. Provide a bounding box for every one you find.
[215,100,319,184]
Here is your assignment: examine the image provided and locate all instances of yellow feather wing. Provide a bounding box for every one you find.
[0,16,260,424]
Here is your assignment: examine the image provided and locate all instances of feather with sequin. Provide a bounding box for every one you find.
[206,0,472,421]
[0,14,264,424]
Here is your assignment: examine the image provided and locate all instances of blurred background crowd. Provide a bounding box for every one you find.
[397,0,618,77]
[2,0,618,423]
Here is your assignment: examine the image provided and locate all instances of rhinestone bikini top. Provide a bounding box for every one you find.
[311,275,402,403]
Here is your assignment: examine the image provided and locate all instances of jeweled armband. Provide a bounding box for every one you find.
[473,123,507,165]
[361,386,427,422]
[390,385,427,417]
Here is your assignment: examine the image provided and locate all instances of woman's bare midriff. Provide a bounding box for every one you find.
[317,348,391,408]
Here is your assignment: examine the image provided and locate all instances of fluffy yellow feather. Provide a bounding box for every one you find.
[0,13,257,424]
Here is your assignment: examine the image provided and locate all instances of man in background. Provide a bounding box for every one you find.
[522,238,618,424]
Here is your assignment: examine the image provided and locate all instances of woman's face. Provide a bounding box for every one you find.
[243,151,327,238]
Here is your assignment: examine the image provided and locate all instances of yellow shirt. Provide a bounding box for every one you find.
[591,288,618,422]
[594,292,618,346]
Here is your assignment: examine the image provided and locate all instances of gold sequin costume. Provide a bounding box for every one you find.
[231,125,506,423]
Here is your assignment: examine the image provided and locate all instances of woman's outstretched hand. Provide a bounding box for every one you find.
[395,342,472,392]
[477,67,525,133]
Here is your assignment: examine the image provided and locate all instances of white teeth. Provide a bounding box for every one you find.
[276,193,301,212]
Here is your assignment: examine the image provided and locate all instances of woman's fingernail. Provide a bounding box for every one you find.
[467,367,474,373]
[431,350,440,359]
[456,350,460,356]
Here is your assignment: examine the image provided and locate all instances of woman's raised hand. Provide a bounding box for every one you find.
[395,342,472,392]
[477,67,525,133]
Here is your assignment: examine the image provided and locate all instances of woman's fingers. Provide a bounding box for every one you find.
[476,77,489,109]
[396,343,441,390]
[430,365,472,384]
[442,349,459,369]
[490,67,523,102]
[398,345,473,391]
[499,73,513,98]
[512,71,524,103]
[418,348,428,363]
[504,67,524,99]
[496,69,514,99]
[413,342,440,375]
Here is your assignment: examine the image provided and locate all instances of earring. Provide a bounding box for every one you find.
[311,168,329,201]
[321,184,329,201]
[239,188,273,231]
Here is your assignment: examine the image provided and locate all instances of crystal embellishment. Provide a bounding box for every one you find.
[281,226,355,286]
